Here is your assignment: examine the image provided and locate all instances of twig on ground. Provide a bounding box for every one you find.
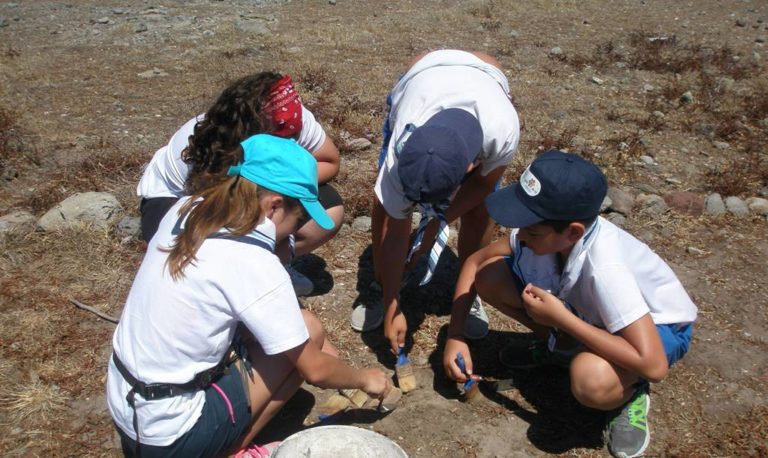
[69,298,119,324]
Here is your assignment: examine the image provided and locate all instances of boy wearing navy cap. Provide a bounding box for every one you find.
[350,50,521,356]
[442,150,697,458]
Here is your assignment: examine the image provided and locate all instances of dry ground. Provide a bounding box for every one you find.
[1,0,767,456]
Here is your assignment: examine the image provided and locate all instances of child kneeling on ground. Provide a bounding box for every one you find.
[108,134,389,458]
[443,150,696,458]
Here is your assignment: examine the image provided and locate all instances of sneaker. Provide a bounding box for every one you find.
[234,441,281,458]
[286,265,313,296]
[498,339,573,369]
[350,297,384,332]
[463,297,489,339]
[606,386,651,458]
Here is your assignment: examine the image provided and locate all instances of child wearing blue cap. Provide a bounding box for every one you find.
[353,50,521,356]
[442,150,697,458]
[137,71,343,296]
[108,135,390,457]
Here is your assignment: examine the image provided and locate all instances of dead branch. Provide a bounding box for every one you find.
[69,298,119,324]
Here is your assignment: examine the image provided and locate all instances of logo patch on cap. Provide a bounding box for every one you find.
[520,167,541,196]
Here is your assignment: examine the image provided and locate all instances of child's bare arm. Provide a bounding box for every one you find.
[522,285,668,382]
[311,136,341,184]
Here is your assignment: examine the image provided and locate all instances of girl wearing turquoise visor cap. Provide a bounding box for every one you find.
[108,134,390,457]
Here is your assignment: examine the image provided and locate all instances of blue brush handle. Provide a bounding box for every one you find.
[455,352,468,376]
[397,346,409,366]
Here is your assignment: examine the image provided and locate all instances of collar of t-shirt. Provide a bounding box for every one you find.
[558,218,601,298]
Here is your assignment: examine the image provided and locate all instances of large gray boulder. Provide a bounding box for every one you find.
[606,187,634,216]
[38,192,123,231]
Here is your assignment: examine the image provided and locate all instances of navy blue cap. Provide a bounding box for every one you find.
[486,150,608,228]
[398,109,483,204]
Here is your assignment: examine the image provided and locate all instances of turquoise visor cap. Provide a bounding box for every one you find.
[229,134,334,231]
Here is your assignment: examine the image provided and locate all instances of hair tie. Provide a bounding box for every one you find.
[227,163,242,177]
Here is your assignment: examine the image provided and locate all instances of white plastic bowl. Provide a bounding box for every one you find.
[271,425,408,458]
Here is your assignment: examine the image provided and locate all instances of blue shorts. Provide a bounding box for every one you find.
[116,358,252,458]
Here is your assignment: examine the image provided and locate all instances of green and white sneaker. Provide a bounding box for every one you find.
[498,339,574,369]
[606,386,651,458]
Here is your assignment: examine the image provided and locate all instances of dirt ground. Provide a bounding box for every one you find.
[1,0,767,456]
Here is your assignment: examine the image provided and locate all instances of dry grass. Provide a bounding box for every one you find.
[0,380,67,424]
[705,149,768,197]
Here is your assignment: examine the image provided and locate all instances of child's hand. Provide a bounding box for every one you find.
[385,312,407,354]
[361,368,391,399]
[442,338,477,382]
[522,283,569,328]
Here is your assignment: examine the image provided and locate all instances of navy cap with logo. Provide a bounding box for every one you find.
[398,108,484,204]
[486,150,608,228]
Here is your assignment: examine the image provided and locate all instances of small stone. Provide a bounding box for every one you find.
[736,19,747,27]
[600,196,612,213]
[346,138,372,151]
[549,47,563,56]
[759,186,768,198]
[639,155,655,165]
[116,216,141,239]
[756,36,767,43]
[663,192,704,216]
[643,84,655,91]
[607,187,634,216]
[637,194,668,215]
[713,141,729,150]
[665,177,682,185]
[94,17,110,24]
[605,212,626,227]
[233,19,269,35]
[746,197,768,215]
[724,196,749,217]
[636,183,659,195]
[134,22,148,33]
[687,246,706,256]
[0,210,36,235]
[138,67,168,78]
[591,76,604,85]
[508,29,520,38]
[202,30,214,37]
[704,193,726,216]
[351,216,372,233]
[112,8,126,14]
[652,110,665,118]
[680,91,694,104]
[0,17,8,28]
[328,0,337,4]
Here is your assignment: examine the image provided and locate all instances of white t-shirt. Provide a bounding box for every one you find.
[107,198,309,446]
[375,50,521,219]
[509,217,698,333]
[137,106,327,199]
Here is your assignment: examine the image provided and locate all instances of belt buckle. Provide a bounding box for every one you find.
[144,384,173,400]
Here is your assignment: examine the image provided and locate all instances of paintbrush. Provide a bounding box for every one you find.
[395,347,418,392]
[365,386,403,413]
[340,388,370,408]
[317,392,352,422]
[455,352,480,402]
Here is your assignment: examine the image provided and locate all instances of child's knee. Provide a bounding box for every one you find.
[570,353,623,409]
[300,309,326,350]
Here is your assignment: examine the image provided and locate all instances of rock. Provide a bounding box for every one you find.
[639,155,655,165]
[37,192,123,232]
[351,216,372,233]
[508,29,520,38]
[687,246,706,256]
[746,197,768,215]
[636,183,659,195]
[328,0,337,4]
[600,196,612,213]
[607,187,635,216]
[346,137,372,151]
[605,212,626,227]
[665,177,682,185]
[760,186,768,198]
[93,17,110,24]
[652,110,665,118]
[591,76,604,85]
[663,192,704,216]
[234,19,269,35]
[0,210,35,235]
[0,17,8,28]
[756,36,767,43]
[680,91,694,104]
[643,84,655,92]
[116,216,141,239]
[736,19,747,27]
[138,68,168,78]
[411,211,421,230]
[724,196,749,217]
[134,22,148,33]
[704,193,726,216]
[636,193,667,215]
[549,47,563,56]
[713,141,729,150]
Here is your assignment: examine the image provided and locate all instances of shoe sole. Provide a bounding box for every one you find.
[350,307,384,332]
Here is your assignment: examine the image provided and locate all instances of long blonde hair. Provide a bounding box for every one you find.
[164,175,299,280]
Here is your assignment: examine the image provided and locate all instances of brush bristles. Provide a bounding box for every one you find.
[396,362,418,392]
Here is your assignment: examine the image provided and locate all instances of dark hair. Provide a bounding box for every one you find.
[539,216,598,233]
[182,71,283,194]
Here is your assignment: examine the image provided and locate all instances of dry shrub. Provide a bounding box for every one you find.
[705,148,767,197]
[534,125,579,152]
[0,380,67,424]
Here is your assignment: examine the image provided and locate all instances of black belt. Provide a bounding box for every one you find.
[112,349,237,456]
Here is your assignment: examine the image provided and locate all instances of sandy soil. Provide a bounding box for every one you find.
[1,0,767,456]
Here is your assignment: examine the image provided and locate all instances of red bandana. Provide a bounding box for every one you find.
[263,75,303,138]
